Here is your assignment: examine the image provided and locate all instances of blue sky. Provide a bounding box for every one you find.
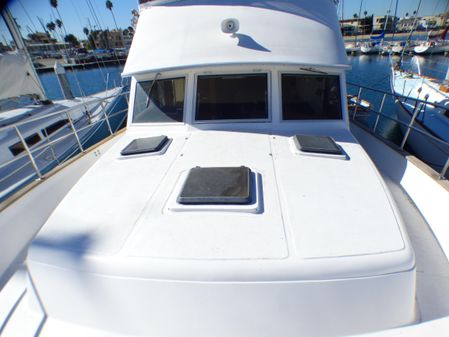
[340,0,448,20]
[1,0,448,44]
[2,0,139,41]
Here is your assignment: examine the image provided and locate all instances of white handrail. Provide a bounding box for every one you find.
[0,90,129,200]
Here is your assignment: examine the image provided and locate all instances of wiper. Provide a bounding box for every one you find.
[145,72,161,108]
[299,67,328,75]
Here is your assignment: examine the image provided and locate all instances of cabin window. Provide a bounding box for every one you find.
[133,77,185,123]
[195,74,268,121]
[281,74,342,120]
[42,119,69,136]
[9,133,42,156]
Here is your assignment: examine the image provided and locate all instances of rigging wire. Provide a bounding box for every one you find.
[399,0,422,62]
[17,0,38,33]
[354,0,363,44]
[67,0,109,83]
[68,0,84,40]
[85,0,102,33]
[391,0,399,41]
[91,0,107,30]
[48,5,86,98]
[84,0,123,69]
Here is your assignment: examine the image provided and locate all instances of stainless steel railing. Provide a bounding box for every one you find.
[347,82,449,179]
[0,88,129,201]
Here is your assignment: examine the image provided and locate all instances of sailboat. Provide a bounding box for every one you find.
[0,7,128,200]
[0,1,449,336]
[345,41,361,53]
[361,30,385,54]
[361,0,394,56]
[414,26,449,55]
[390,56,449,173]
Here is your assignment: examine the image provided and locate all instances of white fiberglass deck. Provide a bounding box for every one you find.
[25,126,416,337]
[0,1,434,336]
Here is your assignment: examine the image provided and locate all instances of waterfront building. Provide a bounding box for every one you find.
[122,28,134,50]
[372,15,397,33]
[27,32,55,44]
[395,17,418,32]
[418,14,449,30]
[340,17,372,36]
[90,29,134,50]
[26,42,70,58]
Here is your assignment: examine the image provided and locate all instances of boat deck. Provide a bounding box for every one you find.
[1,125,449,337]
[1,170,449,337]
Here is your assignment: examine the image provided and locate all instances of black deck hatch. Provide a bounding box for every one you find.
[178,166,252,205]
[121,135,169,156]
[294,134,342,155]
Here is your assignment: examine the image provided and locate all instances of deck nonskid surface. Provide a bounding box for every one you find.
[1,172,448,336]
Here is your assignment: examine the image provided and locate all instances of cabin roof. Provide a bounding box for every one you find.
[122,0,348,76]
[30,127,412,280]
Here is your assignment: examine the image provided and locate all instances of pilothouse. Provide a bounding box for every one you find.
[24,1,416,337]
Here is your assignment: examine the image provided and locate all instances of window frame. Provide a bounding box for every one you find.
[279,72,343,122]
[9,133,42,156]
[131,76,187,125]
[193,72,271,124]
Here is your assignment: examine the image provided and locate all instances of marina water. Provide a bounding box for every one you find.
[39,65,127,99]
[346,54,449,145]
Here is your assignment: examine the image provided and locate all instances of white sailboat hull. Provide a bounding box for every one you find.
[414,43,449,55]
[361,44,382,54]
[395,100,449,174]
[391,69,449,174]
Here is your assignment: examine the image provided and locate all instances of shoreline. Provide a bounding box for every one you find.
[343,31,433,42]
[35,58,126,73]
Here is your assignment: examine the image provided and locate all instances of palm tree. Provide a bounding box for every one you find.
[353,13,358,19]
[50,0,68,39]
[46,21,56,33]
[46,21,56,42]
[106,1,119,30]
[106,1,122,47]
[363,11,367,17]
[83,27,95,49]
[50,0,63,23]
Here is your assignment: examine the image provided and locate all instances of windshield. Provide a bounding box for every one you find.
[196,74,268,121]
[133,77,185,123]
[281,74,342,120]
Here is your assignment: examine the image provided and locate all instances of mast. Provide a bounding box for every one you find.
[355,0,363,45]
[400,0,422,62]
[1,7,47,101]
[391,0,399,41]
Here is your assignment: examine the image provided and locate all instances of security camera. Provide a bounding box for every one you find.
[221,18,239,34]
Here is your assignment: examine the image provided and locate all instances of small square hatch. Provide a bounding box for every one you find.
[121,135,169,156]
[294,134,342,155]
[178,166,252,205]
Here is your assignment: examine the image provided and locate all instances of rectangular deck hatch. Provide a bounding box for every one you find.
[121,135,168,156]
[294,134,342,155]
[178,166,252,204]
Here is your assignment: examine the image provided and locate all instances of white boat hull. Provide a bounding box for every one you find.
[395,99,449,175]
[0,88,127,200]
[361,44,382,54]
[414,43,449,55]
